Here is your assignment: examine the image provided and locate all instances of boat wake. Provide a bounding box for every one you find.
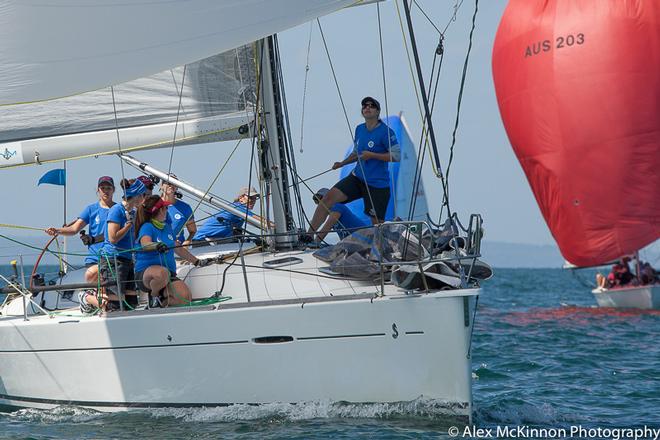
[474,398,586,426]
[3,398,467,425]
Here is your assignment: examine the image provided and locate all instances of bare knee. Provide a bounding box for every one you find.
[85,265,99,283]
[144,266,169,291]
[322,188,346,207]
[166,280,192,305]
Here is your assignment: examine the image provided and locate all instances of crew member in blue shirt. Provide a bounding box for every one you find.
[134,195,207,307]
[193,186,272,244]
[312,188,370,241]
[97,178,147,310]
[45,176,117,289]
[307,97,399,240]
[160,174,197,246]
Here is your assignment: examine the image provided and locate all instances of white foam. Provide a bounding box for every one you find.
[147,398,464,423]
[8,406,102,423]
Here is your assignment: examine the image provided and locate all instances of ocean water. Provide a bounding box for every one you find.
[1,267,659,439]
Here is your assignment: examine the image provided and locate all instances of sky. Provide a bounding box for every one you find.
[0,1,559,255]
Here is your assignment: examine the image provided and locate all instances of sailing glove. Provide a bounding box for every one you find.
[80,231,94,246]
[156,242,169,253]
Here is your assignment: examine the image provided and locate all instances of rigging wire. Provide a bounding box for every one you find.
[408,33,445,220]
[316,18,353,140]
[299,21,314,154]
[110,86,128,197]
[443,0,479,201]
[376,2,398,219]
[166,65,187,176]
[393,1,441,180]
[316,18,377,222]
[274,34,308,229]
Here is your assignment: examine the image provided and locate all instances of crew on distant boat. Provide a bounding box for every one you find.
[160,174,197,246]
[93,178,147,312]
[193,186,270,245]
[596,257,636,289]
[311,188,369,241]
[640,261,659,285]
[134,195,207,307]
[306,96,400,241]
[45,176,117,293]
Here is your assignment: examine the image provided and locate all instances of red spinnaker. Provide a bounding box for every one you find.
[492,0,660,267]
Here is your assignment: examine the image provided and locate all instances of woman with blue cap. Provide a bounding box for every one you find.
[92,178,147,312]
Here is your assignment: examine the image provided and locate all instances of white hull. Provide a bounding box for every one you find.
[592,284,660,309]
[0,250,478,423]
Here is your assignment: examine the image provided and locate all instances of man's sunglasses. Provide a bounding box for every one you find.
[362,103,377,109]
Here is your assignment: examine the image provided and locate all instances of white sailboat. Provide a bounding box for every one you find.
[0,0,488,424]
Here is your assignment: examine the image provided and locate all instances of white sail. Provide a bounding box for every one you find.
[0,0,356,105]
[0,46,257,168]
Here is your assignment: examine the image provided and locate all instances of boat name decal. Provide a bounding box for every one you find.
[525,33,585,58]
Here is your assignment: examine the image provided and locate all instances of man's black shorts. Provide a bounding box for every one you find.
[333,174,390,221]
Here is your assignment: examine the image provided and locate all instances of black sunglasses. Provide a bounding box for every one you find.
[362,103,377,109]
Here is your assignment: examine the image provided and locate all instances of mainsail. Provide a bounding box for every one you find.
[0,0,357,105]
[493,0,660,267]
[0,46,257,168]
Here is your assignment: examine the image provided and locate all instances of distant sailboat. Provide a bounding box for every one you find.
[493,0,660,308]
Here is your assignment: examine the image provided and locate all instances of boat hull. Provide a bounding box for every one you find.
[592,284,660,309]
[0,290,477,422]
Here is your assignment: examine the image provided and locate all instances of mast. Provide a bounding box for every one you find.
[402,0,443,181]
[258,36,296,248]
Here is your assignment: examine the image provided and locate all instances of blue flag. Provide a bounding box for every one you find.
[37,168,66,186]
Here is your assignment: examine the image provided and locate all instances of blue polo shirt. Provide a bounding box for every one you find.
[136,221,177,273]
[352,122,399,188]
[167,199,194,243]
[78,201,114,264]
[330,203,370,239]
[99,203,135,260]
[193,202,252,240]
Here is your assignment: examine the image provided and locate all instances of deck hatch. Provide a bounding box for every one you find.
[263,257,303,268]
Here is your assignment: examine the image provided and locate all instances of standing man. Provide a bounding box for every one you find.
[307,97,400,240]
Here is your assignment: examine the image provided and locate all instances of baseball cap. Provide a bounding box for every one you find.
[125,179,147,198]
[361,96,381,111]
[97,176,114,188]
[149,198,172,214]
[239,186,260,198]
[137,175,155,190]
